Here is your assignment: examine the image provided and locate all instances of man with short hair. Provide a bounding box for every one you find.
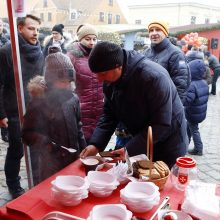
[80,41,188,169]
[0,14,44,199]
[143,21,190,103]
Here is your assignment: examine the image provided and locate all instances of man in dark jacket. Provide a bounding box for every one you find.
[80,41,188,169]
[0,18,10,142]
[0,14,44,199]
[143,21,190,103]
[205,51,220,95]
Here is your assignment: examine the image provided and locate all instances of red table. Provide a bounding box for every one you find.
[0,160,193,220]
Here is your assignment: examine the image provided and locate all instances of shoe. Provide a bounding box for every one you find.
[2,135,9,142]
[9,186,25,199]
[188,149,203,156]
[209,92,216,95]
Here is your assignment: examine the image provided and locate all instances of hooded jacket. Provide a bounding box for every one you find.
[90,50,188,168]
[67,42,104,142]
[184,59,209,123]
[22,82,86,183]
[143,38,190,103]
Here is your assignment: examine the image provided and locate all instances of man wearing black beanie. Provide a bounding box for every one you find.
[43,24,68,58]
[80,41,188,169]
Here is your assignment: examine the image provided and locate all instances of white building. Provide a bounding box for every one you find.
[127,2,220,27]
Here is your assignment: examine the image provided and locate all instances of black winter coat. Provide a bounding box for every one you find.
[90,50,188,168]
[143,38,190,103]
[0,36,44,119]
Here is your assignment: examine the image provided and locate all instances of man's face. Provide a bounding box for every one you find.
[18,17,40,45]
[80,35,97,49]
[96,66,122,83]
[0,20,3,34]
[149,27,166,44]
[52,31,62,41]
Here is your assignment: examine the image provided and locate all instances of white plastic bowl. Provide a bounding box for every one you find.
[90,204,132,220]
[124,182,159,199]
[51,187,88,206]
[87,171,118,186]
[52,175,87,192]
[120,182,160,213]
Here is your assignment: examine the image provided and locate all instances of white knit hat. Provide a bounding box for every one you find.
[76,24,97,41]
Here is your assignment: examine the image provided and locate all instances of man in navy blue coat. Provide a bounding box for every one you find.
[80,41,188,168]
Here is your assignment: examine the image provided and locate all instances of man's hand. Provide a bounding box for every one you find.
[0,118,8,128]
[80,145,99,159]
[110,148,125,161]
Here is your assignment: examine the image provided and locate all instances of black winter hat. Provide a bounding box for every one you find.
[52,24,64,36]
[89,41,124,73]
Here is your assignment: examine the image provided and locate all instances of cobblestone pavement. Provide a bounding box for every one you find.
[1,81,220,206]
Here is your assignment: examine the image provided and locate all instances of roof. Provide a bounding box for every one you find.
[95,24,146,34]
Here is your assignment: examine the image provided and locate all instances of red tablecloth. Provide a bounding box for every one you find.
[0,160,199,220]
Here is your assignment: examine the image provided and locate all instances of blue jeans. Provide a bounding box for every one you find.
[211,68,220,95]
[187,121,203,152]
[4,116,24,189]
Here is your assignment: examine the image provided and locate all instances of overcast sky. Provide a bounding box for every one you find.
[118,0,220,20]
[123,0,220,7]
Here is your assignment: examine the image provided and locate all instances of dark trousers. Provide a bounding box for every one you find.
[211,68,220,95]
[1,127,8,138]
[187,121,203,152]
[4,116,24,189]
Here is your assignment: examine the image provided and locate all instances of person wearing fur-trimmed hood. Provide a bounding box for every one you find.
[43,24,70,58]
[22,52,86,185]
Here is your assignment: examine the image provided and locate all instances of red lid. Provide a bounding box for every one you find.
[176,156,196,168]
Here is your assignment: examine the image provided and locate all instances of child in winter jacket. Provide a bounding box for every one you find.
[184,59,209,156]
[22,52,86,185]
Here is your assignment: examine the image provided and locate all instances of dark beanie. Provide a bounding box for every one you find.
[52,24,64,36]
[88,41,124,73]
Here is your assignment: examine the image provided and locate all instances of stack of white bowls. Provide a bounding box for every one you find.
[86,171,119,197]
[120,182,160,213]
[51,175,89,206]
[87,204,132,220]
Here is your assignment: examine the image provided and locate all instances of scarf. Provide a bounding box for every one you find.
[18,34,42,62]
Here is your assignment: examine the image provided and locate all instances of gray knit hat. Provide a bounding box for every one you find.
[88,41,124,73]
[44,52,75,83]
[76,24,97,41]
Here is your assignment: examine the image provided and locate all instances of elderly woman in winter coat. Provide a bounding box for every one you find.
[22,52,86,185]
[66,24,103,143]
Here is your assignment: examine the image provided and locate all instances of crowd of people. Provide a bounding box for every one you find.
[0,15,219,200]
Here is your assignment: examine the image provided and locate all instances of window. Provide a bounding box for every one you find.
[43,0,47,7]
[40,13,44,21]
[71,12,77,20]
[48,13,52,21]
[115,15,120,24]
[99,12,104,22]
[109,0,113,6]
[191,16,196,24]
[135,20,141,24]
[108,13,112,24]
[205,18,210,24]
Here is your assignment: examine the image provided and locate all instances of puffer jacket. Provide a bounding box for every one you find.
[184,59,209,123]
[90,50,188,168]
[143,38,190,103]
[66,42,104,142]
[185,50,211,85]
